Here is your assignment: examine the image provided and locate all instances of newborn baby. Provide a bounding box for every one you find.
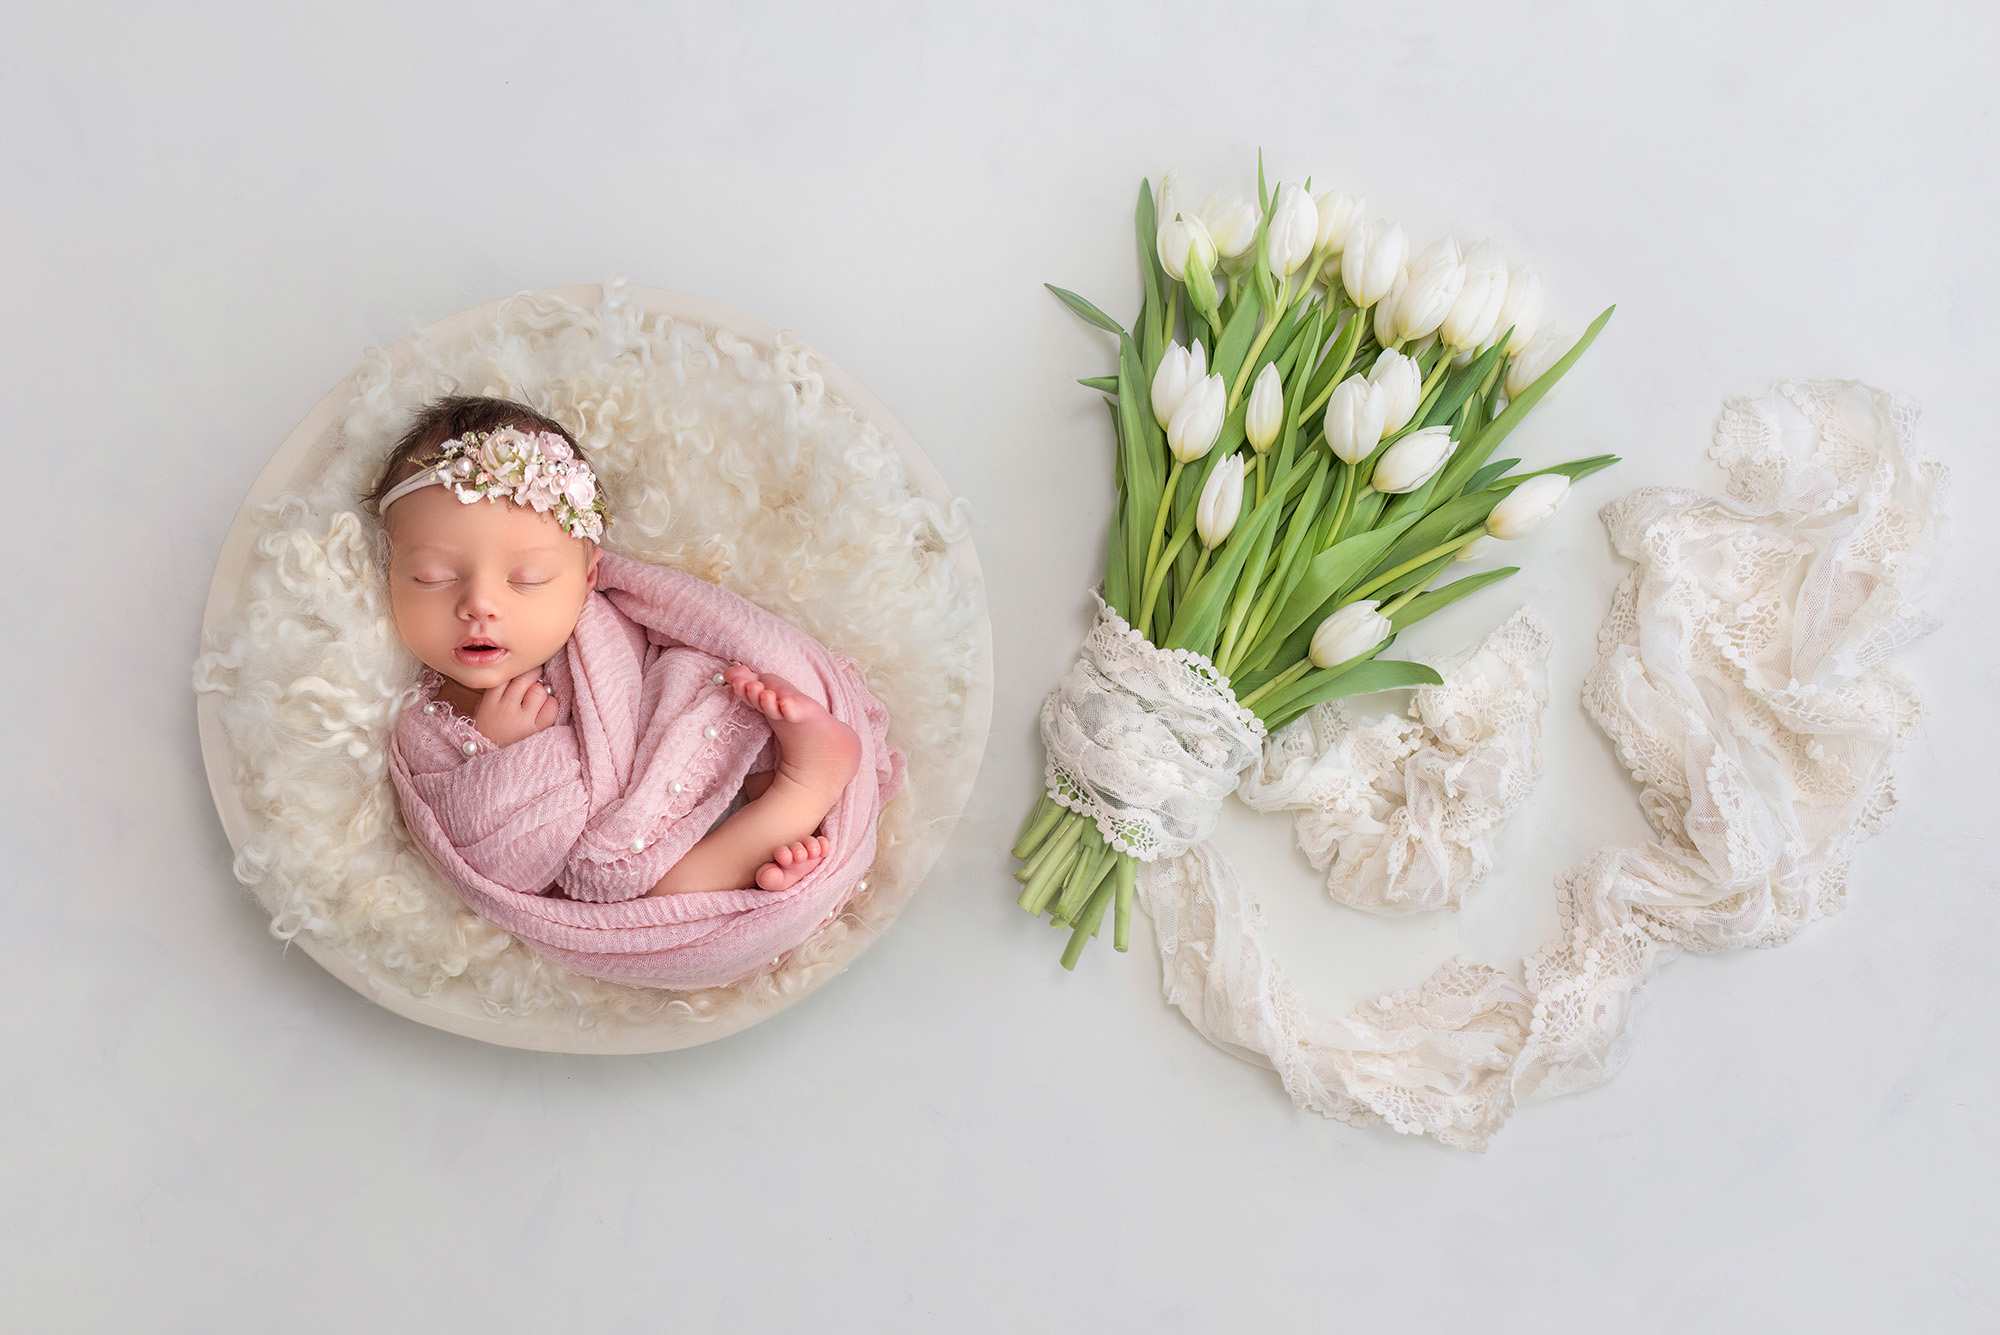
[377,395,876,920]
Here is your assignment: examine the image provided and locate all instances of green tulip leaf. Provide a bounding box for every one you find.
[1484,453,1623,491]
[1255,515,1419,661]
[1368,491,1504,581]
[1046,283,1128,337]
[1260,657,1444,728]
[1211,283,1265,390]
[1419,340,1508,431]
[1135,179,1165,367]
[1463,458,1520,493]
[1388,566,1519,631]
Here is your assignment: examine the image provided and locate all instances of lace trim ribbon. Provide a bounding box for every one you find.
[1039,597,1265,862]
[1133,380,1945,1149]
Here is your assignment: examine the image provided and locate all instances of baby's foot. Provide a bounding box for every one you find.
[722,665,861,799]
[756,835,830,891]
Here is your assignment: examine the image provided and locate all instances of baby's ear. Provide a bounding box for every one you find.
[584,546,601,591]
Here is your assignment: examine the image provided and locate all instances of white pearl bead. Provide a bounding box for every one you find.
[669,781,683,795]
[423,702,438,715]
[713,672,726,685]
[703,726,718,740]
[630,837,646,853]
[460,740,478,757]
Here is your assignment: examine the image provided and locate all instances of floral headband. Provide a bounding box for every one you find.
[378,426,606,543]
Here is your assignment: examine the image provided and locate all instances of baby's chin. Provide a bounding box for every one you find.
[431,648,556,692]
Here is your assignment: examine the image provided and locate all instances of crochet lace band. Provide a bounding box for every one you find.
[1039,599,1265,862]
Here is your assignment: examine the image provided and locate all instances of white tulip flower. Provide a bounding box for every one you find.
[1367,349,1423,436]
[1150,340,1207,428]
[1370,424,1455,493]
[1313,188,1363,258]
[1198,194,1260,262]
[1324,374,1388,464]
[1158,213,1219,282]
[1265,183,1320,278]
[1310,600,1392,669]
[1504,326,1566,400]
[1340,217,1407,308]
[1195,452,1247,550]
[1384,236,1466,346]
[1155,168,1182,234]
[1485,473,1571,540]
[1167,372,1227,462]
[1373,273,1403,346]
[1493,265,1543,353]
[1246,362,1284,453]
[1442,240,1508,351]
[1454,534,1496,562]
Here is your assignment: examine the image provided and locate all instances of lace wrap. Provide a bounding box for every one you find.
[1240,610,1551,915]
[1040,599,1265,861]
[1135,380,1944,1148]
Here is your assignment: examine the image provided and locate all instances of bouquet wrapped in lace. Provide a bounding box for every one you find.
[1016,158,1615,967]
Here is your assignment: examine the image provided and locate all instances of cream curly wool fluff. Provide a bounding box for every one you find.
[194,285,983,1029]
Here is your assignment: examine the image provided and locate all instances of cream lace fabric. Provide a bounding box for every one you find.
[1041,599,1265,861]
[1240,610,1551,916]
[1124,380,1944,1148]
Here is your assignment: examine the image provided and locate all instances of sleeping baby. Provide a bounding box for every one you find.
[375,395,903,988]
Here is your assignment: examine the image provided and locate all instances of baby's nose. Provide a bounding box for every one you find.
[457,579,503,619]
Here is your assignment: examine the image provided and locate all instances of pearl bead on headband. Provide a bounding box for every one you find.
[378,427,606,544]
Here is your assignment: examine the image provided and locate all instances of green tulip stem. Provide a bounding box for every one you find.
[1288,255,1329,313]
[1238,658,1310,711]
[1228,276,1290,410]
[1379,582,1426,620]
[1141,456,1185,601]
[1346,529,1486,604]
[1301,311,1367,421]
[1011,791,1063,860]
[1328,462,1380,549]
[1136,521,1197,634]
[1419,348,1454,401]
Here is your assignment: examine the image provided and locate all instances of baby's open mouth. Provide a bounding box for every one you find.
[454,640,507,666]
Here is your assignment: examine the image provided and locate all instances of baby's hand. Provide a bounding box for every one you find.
[473,671,559,748]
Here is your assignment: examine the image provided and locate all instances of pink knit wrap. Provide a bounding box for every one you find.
[388,553,905,990]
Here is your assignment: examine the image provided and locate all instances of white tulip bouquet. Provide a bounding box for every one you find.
[1015,157,1616,969]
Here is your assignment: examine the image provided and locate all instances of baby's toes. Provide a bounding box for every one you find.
[755,861,788,891]
[723,663,758,688]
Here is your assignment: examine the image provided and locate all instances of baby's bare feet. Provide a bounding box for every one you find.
[756,834,830,891]
[723,665,861,801]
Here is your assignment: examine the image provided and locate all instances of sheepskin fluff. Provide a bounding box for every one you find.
[194,284,986,1033]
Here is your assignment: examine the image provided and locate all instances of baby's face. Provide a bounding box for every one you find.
[384,485,600,692]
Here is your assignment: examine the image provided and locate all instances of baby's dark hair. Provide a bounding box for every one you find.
[365,395,588,509]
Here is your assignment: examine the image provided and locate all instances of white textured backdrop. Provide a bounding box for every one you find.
[5,2,1994,1330]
